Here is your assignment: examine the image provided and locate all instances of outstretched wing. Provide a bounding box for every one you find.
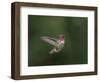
[40,36,57,46]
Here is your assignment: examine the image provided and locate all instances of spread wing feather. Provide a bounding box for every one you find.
[40,36,57,46]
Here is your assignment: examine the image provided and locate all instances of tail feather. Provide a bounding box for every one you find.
[49,48,57,54]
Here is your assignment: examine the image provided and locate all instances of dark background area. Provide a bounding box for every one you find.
[28,15,88,66]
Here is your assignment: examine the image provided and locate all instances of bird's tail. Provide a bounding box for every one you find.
[49,48,56,54]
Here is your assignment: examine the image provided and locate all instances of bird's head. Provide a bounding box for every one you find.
[59,34,64,41]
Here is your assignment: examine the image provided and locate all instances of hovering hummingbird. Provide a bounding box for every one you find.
[40,35,65,54]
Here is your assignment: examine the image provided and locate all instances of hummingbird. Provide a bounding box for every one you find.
[40,35,65,54]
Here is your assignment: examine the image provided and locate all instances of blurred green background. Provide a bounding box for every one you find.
[28,15,88,66]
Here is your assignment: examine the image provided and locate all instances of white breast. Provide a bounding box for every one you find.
[58,40,64,44]
[61,40,64,44]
